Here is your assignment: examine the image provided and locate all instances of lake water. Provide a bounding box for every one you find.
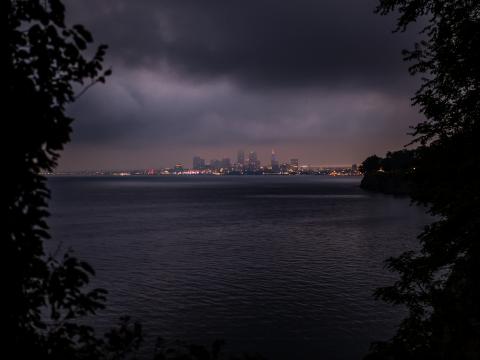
[47,176,431,359]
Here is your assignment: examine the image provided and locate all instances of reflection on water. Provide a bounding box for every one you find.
[48,176,431,360]
[248,194,368,199]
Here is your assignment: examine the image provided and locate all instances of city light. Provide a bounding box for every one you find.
[46,150,361,177]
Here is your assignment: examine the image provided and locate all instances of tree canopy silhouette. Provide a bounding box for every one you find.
[359,155,383,174]
[365,0,480,358]
[4,1,148,359]
[359,150,415,195]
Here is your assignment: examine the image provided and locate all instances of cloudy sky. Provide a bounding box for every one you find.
[59,0,422,171]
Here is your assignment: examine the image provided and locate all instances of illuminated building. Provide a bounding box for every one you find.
[221,158,231,169]
[271,149,280,172]
[210,159,222,170]
[237,150,245,166]
[174,164,184,173]
[247,151,260,171]
[193,156,206,170]
[290,158,299,171]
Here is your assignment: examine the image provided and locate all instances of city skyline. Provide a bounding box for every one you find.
[58,146,364,172]
[54,148,358,173]
[193,149,307,170]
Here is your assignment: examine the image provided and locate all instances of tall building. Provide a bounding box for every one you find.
[247,151,260,171]
[248,151,257,163]
[193,156,206,170]
[271,149,280,172]
[237,150,245,166]
[210,159,222,170]
[290,158,299,171]
[221,158,231,169]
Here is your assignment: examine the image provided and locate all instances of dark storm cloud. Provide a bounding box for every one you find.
[67,68,419,151]
[65,0,417,90]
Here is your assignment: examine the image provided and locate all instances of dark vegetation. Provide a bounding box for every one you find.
[359,150,416,195]
[364,0,480,359]
[6,1,141,358]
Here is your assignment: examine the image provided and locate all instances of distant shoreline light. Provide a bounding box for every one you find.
[43,165,362,177]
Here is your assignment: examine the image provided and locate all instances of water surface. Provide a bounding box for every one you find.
[48,176,431,359]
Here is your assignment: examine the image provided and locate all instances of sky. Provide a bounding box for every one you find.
[59,0,423,171]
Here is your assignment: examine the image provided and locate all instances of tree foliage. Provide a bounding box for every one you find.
[366,1,480,358]
[4,1,145,359]
[360,150,416,174]
[359,155,384,174]
[381,150,416,172]
[359,150,416,195]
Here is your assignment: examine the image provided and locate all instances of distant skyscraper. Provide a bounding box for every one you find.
[237,150,245,166]
[193,156,206,170]
[221,158,231,169]
[290,158,299,171]
[271,149,280,172]
[247,151,260,171]
[210,159,222,170]
[174,164,184,173]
